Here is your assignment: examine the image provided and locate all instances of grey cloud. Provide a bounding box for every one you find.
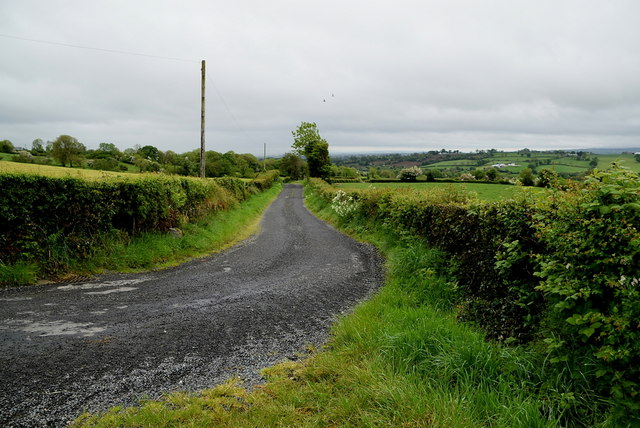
[1,0,640,155]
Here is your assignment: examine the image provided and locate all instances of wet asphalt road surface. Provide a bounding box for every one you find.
[0,184,384,427]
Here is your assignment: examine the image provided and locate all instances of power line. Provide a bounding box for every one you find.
[0,33,198,63]
[206,72,246,133]
[1,32,253,147]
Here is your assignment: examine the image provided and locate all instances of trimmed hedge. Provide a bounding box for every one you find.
[0,173,278,274]
[313,179,543,342]
[308,168,640,420]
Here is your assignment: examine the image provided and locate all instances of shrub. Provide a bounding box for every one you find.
[398,166,422,182]
[307,167,640,420]
[331,190,359,218]
[0,174,236,275]
[534,166,640,419]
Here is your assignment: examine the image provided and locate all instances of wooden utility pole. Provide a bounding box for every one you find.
[200,59,206,178]
[263,143,266,171]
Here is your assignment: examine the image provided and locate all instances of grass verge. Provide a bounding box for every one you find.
[73,183,283,275]
[2,184,282,285]
[72,183,607,427]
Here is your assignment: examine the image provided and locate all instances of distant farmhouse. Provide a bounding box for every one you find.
[491,163,518,168]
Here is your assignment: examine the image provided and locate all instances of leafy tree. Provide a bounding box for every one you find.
[139,145,160,162]
[485,168,500,181]
[31,139,45,155]
[51,135,86,167]
[96,142,122,160]
[0,139,14,153]
[589,157,599,168]
[279,153,307,180]
[379,168,395,178]
[291,122,331,179]
[518,168,535,186]
[472,168,486,180]
[635,154,640,163]
[537,168,559,188]
[91,158,120,171]
[134,157,160,172]
[398,166,422,182]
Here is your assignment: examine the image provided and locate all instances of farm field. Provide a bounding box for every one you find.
[0,160,133,179]
[336,181,545,202]
[598,153,640,172]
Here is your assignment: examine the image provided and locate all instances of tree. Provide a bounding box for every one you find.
[485,168,500,181]
[537,168,559,188]
[97,142,122,160]
[31,139,45,155]
[519,168,535,186]
[398,166,422,182]
[0,139,14,153]
[472,168,486,180]
[279,153,307,180]
[138,145,160,162]
[291,122,331,179]
[51,135,86,167]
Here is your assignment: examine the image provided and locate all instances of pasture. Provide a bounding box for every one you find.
[335,181,545,202]
[0,160,132,179]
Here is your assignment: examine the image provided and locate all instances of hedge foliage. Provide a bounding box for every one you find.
[309,167,640,420]
[0,170,280,275]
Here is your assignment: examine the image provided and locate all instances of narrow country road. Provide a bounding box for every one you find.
[0,184,384,427]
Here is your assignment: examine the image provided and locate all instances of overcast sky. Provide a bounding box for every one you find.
[2,1,640,156]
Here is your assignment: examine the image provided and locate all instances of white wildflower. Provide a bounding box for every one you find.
[331,190,359,218]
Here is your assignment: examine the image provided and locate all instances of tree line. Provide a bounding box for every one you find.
[0,122,357,181]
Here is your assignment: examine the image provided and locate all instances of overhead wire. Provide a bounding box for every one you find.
[0,33,199,63]
[206,72,247,135]
[0,32,250,146]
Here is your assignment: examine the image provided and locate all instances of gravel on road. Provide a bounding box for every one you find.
[0,183,384,427]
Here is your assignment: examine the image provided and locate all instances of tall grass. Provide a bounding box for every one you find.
[71,183,283,275]
[72,183,612,427]
[1,184,282,284]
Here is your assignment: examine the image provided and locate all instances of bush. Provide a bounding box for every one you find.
[0,174,238,275]
[534,166,640,419]
[397,166,422,182]
[307,169,640,420]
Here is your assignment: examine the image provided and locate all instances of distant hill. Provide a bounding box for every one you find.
[580,147,640,154]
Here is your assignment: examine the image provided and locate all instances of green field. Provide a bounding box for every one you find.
[0,160,132,179]
[598,153,640,172]
[423,159,479,167]
[336,181,545,202]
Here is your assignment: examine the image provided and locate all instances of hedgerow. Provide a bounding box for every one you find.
[0,172,278,278]
[307,166,640,421]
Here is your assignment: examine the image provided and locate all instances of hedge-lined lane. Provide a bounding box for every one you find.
[0,184,384,428]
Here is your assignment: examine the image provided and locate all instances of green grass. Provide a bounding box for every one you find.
[336,181,545,202]
[72,184,602,428]
[425,159,479,167]
[0,261,39,286]
[69,183,283,276]
[1,183,282,286]
[0,160,132,179]
[545,164,588,174]
[598,153,640,173]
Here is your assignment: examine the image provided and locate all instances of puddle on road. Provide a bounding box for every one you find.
[86,287,138,295]
[57,277,150,292]
[0,319,106,337]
